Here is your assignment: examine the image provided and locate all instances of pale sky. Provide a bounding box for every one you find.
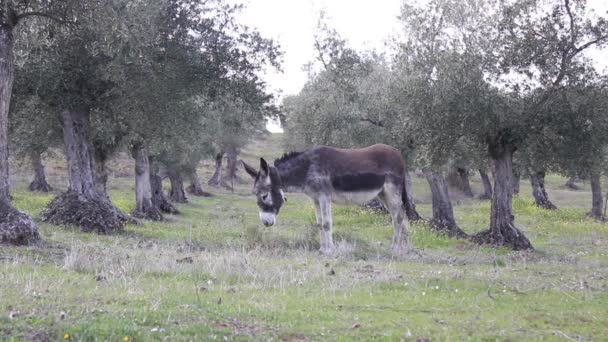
[238,0,402,98]
[232,0,608,132]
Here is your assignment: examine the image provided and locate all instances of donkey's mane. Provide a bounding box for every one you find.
[274,151,303,167]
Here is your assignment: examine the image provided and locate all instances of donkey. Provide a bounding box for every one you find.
[242,144,411,256]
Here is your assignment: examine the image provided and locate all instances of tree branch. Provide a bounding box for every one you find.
[360,118,384,127]
[574,35,608,53]
[16,11,75,26]
[313,37,331,72]
[564,0,576,46]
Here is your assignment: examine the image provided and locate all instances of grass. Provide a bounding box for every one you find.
[1,133,608,341]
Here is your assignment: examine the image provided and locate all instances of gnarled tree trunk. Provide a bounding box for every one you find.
[208,152,231,190]
[131,144,162,221]
[93,149,109,199]
[473,142,532,250]
[0,23,39,245]
[150,161,179,214]
[478,168,492,200]
[0,23,14,203]
[363,197,387,212]
[168,168,188,203]
[187,169,211,197]
[589,173,603,221]
[42,110,125,234]
[565,175,580,190]
[404,171,422,221]
[28,152,52,192]
[224,147,241,185]
[512,170,521,196]
[448,167,474,198]
[529,170,557,210]
[424,168,466,238]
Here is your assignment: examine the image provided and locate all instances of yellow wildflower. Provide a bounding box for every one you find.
[64,332,71,340]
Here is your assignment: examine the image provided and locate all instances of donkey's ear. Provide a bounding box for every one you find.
[260,158,269,176]
[241,160,258,179]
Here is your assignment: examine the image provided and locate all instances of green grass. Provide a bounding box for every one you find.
[2,133,608,340]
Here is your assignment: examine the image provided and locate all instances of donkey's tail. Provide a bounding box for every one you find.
[402,179,421,221]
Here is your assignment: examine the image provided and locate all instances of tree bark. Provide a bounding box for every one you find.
[478,168,492,200]
[150,161,179,214]
[28,152,53,192]
[512,170,521,196]
[93,149,109,199]
[187,169,212,197]
[565,175,580,190]
[473,143,533,250]
[208,152,232,189]
[131,144,162,221]
[168,168,188,203]
[448,167,474,197]
[589,173,603,221]
[224,146,242,185]
[62,111,98,197]
[530,170,557,210]
[404,171,422,221]
[423,168,467,238]
[0,24,14,203]
[41,110,125,234]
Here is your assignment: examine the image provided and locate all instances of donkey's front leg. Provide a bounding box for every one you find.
[318,196,334,255]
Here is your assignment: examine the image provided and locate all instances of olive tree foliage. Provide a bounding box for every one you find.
[390,0,498,236]
[282,24,424,220]
[394,0,608,250]
[282,25,393,151]
[543,76,608,220]
[206,94,270,189]
[7,0,280,226]
[9,22,62,193]
[110,0,280,215]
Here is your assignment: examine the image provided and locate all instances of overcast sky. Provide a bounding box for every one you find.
[237,0,402,98]
[232,0,608,131]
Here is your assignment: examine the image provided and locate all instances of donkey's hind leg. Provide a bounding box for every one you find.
[312,198,322,226]
[312,198,327,251]
[379,182,411,257]
[318,196,334,255]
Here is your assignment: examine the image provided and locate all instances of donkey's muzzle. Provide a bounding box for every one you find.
[259,211,276,227]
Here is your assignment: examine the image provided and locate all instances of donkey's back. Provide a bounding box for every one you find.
[299,144,405,204]
[309,144,405,185]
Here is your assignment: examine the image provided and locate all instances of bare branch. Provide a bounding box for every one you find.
[16,11,75,26]
[574,35,608,53]
[313,37,331,72]
[564,0,576,46]
[360,118,384,127]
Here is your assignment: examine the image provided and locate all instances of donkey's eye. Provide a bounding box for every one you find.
[262,194,268,201]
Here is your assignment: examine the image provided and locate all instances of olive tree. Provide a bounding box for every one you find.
[283,28,422,220]
[545,78,608,220]
[0,0,81,244]
[396,0,608,249]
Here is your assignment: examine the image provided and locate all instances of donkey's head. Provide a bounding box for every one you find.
[242,158,286,227]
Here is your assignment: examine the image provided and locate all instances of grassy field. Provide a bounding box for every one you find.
[2,133,608,341]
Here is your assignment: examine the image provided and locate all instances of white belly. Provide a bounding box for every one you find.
[331,189,382,205]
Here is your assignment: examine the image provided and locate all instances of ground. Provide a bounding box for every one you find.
[1,133,607,341]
